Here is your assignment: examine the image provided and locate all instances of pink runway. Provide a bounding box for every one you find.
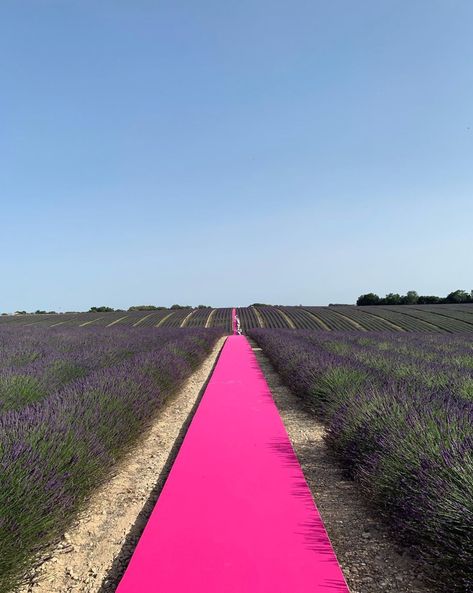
[117,335,350,593]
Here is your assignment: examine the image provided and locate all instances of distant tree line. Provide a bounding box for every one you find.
[11,310,57,315]
[3,305,214,315]
[6,305,231,315]
[128,305,167,311]
[88,304,211,312]
[357,290,473,306]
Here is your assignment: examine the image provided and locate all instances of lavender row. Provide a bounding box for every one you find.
[0,327,222,592]
[0,327,193,413]
[300,332,473,399]
[249,329,473,592]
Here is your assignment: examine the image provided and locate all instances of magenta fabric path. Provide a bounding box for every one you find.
[116,336,350,593]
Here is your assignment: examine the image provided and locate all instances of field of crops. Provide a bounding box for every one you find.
[1,313,473,592]
[4,304,473,333]
[248,329,473,591]
[0,325,222,592]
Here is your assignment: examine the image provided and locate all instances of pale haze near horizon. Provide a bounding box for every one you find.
[1,1,472,312]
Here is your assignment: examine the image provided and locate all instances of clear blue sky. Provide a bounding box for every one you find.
[1,1,472,311]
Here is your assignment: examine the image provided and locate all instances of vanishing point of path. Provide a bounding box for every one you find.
[116,332,350,592]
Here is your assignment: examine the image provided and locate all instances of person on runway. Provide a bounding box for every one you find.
[235,314,242,335]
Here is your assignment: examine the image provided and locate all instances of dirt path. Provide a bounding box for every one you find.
[204,309,216,328]
[252,305,265,327]
[276,307,296,328]
[304,309,331,330]
[17,337,226,593]
[155,312,173,327]
[251,343,434,593]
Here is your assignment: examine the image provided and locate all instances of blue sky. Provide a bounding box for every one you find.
[1,1,472,311]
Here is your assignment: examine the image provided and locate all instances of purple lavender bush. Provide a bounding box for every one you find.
[0,326,222,592]
[249,329,473,592]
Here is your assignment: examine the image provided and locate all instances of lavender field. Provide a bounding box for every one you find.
[249,329,473,592]
[0,326,222,592]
